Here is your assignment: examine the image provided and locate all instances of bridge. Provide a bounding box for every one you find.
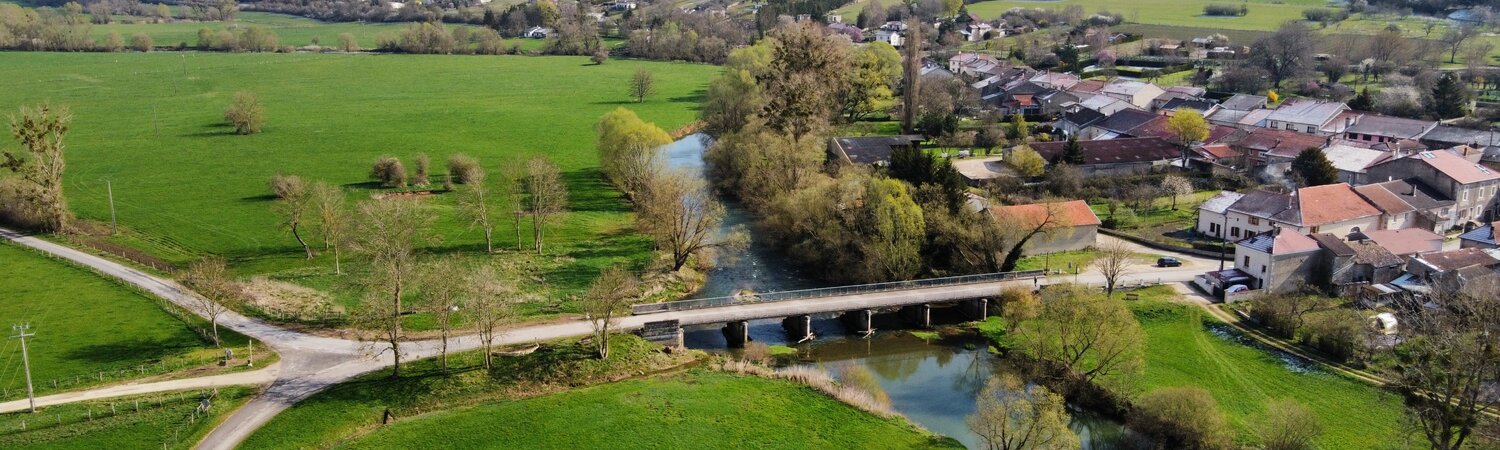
[629,270,1047,347]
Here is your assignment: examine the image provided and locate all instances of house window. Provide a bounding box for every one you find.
[1248,217,1260,226]
[1244,256,1250,267]
[1231,227,1240,237]
[1261,265,1266,274]
[1306,126,1315,133]
[1310,226,1320,233]
[1210,223,1220,234]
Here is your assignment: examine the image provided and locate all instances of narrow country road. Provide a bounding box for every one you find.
[2,227,1218,449]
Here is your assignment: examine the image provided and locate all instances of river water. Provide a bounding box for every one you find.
[659,135,1131,449]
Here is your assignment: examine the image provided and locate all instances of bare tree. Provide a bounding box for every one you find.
[412,152,431,187]
[417,256,463,370]
[1393,278,1500,450]
[1257,398,1322,450]
[1442,24,1479,64]
[456,168,500,253]
[524,156,568,254]
[1161,175,1193,210]
[498,161,525,252]
[640,170,740,271]
[223,91,264,135]
[966,374,1080,450]
[582,266,638,359]
[629,68,656,103]
[180,257,236,347]
[309,181,350,274]
[1093,239,1133,299]
[2,104,72,232]
[350,199,435,379]
[466,263,518,369]
[269,174,314,259]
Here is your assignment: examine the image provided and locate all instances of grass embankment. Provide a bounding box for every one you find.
[0,51,718,322]
[1128,287,1402,449]
[0,243,262,400]
[0,387,255,450]
[244,334,953,449]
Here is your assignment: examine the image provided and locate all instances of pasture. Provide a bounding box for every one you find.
[0,51,718,319]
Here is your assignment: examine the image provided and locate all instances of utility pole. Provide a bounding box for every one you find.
[103,179,117,235]
[10,324,36,413]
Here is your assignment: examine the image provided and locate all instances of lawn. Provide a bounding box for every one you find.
[0,51,718,320]
[1014,249,1159,273]
[343,371,958,449]
[0,243,256,400]
[0,387,254,450]
[1127,288,1404,449]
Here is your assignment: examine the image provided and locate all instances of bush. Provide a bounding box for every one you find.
[1301,310,1366,362]
[446,154,482,184]
[223,91,265,135]
[130,32,153,52]
[370,157,408,188]
[1132,387,1233,449]
[268,174,306,200]
[1302,8,1347,23]
[412,153,431,186]
[1203,3,1246,16]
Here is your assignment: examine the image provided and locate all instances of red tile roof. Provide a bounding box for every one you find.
[1296,183,1381,227]
[1197,143,1239,160]
[990,200,1102,227]
[1362,229,1444,256]
[1232,128,1328,159]
[1413,149,1500,185]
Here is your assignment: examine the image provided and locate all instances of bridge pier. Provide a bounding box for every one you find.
[900,304,932,328]
[840,310,874,337]
[960,298,989,321]
[721,320,750,348]
[781,315,815,344]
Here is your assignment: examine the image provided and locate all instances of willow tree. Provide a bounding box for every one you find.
[597,107,671,201]
[2,104,72,232]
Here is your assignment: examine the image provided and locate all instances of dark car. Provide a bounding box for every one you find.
[1156,257,1183,268]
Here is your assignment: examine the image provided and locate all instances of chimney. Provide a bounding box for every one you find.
[1409,182,1416,197]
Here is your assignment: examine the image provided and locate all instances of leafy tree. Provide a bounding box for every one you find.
[966,374,1079,450]
[858,178,925,281]
[597,107,671,201]
[842,42,902,121]
[1349,86,1374,111]
[1256,399,1322,450]
[629,68,656,103]
[704,118,824,212]
[1290,147,1339,186]
[1132,387,1233,449]
[701,69,765,136]
[763,21,851,139]
[1429,72,1470,119]
[1008,146,1045,177]
[900,19,922,134]
[223,91,264,135]
[1007,113,1030,140]
[2,104,72,232]
[1010,284,1145,391]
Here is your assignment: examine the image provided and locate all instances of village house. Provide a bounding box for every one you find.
[1206,107,1274,129]
[1312,143,1394,186]
[1223,127,1328,170]
[1365,149,1500,229]
[1405,248,1500,284]
[1080,109,1157,140]
[989,200,1101,254]
[1219,94,1268,111]
[948,53,1005,79]
[826,135,924,167]
[1352,179,1454,232]
[1210,184,1383,240]
[1361,228,1446,257]
[1343,114,1438,145]
[1308,232,1405,287]
[1459,222,1499,249]
[1028,137,1181,176]
[1262,99,1355,136]
[1234,228,1323,293]
[1056,108,1107,138]
[1197,191,1245,240]
[1099,80,1166,110]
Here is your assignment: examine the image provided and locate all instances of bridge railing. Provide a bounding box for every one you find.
[631,270,1046,315]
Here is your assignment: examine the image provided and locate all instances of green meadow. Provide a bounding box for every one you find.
[0,387,255,450]
[0,51,718,319]
[0,243,254,400]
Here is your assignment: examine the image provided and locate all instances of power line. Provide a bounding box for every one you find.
[10,324,36,413]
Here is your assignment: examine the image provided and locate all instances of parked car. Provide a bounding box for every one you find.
[1156,257,1182,267]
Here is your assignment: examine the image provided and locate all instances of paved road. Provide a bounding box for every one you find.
[2,227,1215,449]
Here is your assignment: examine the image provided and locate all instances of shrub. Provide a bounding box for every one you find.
[1132,387,1233,449]
[103,31,124,51]
[371,157,408,188]
[591,49,609,65]
[130,32,153,52]
[446,153,482,184]
[412,153,431,186]
[224,91,265,135]
[268,174,306,200]
[1301,310,1366,362]
[1203,3,1245,16]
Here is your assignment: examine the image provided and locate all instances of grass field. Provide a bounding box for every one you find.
[1127,288,1404,449]
[0,243,256,400]
[0,387,254,450]
[836,0,1325,31]
[342,371,958,449]
[0,51,718,320]
[87,12,562,51]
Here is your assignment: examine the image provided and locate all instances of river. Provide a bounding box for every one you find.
[659,135,1132,449]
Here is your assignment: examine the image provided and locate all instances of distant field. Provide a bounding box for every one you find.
[836,0,1323,30]
[87,12,543,51]
[0,243,242,400]
[0,51,716,318]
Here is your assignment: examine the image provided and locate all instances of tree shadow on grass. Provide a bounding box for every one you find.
[240,193,278,202]
[668,88,707,109]
[342,181,385,191]
[64,337,199,364]
[562,168,631,213]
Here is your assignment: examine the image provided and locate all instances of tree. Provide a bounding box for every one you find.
[1007,113,1030,141]
[180,257,235,347]
[996,202,1066,272]
[1055,135,1083,165]
[701,69,764,136]
[1161,175,1193,210]
[640,170,735,271]
[269,174,313,259]
[309,181,350,274]
[1393,278,1500,450]
[842,42,902,121]
[1442,24,1478,64]
[351,199,434,379]
[703,118,824,212]
[1429,72,1470,120]
[597,107,671,201]
[857,178,925,281]
[445,153,481,185]
[417,256,463,370]
[370,156,407,188]
[966,374,1080,450]
[1290,147,1339,186]
[1249,22,1316,88]
[1319,55,1349,83]
[2,104,72,232]
[130,32,152,52]
[1166,109,1209,167]
[1257,399,1321,450]
[582,266,638,359]
[628,68,656,103]
[1132,387,1233,449]
[223,91,264,135]
[465,263,517,369]
[411,153,431,186]
[857,0,886,29]
[496,161,525,252]
[900,19,922,134]
[762,21,852,140]
[337,32,358,52]
[1349,86,1374,111]
[1249,293,1321,338]
[524,156,567,254]
[1010,284,1145,390]
[103,31,123,51]
[455,168,503,254]
[1093,239,1132,299]
[1008,146,1045,177]
[590,48,608,65]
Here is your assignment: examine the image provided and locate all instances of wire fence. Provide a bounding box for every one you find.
[0,388,222,450]
[632,270,1048,315]
[0,356,226,402]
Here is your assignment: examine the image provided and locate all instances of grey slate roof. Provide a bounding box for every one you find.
[830,135,924,165]
[1345,114,1438,140]
[1220,94,1268,111]
[1094,109,1159,134]
[1460,224,1497,247]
